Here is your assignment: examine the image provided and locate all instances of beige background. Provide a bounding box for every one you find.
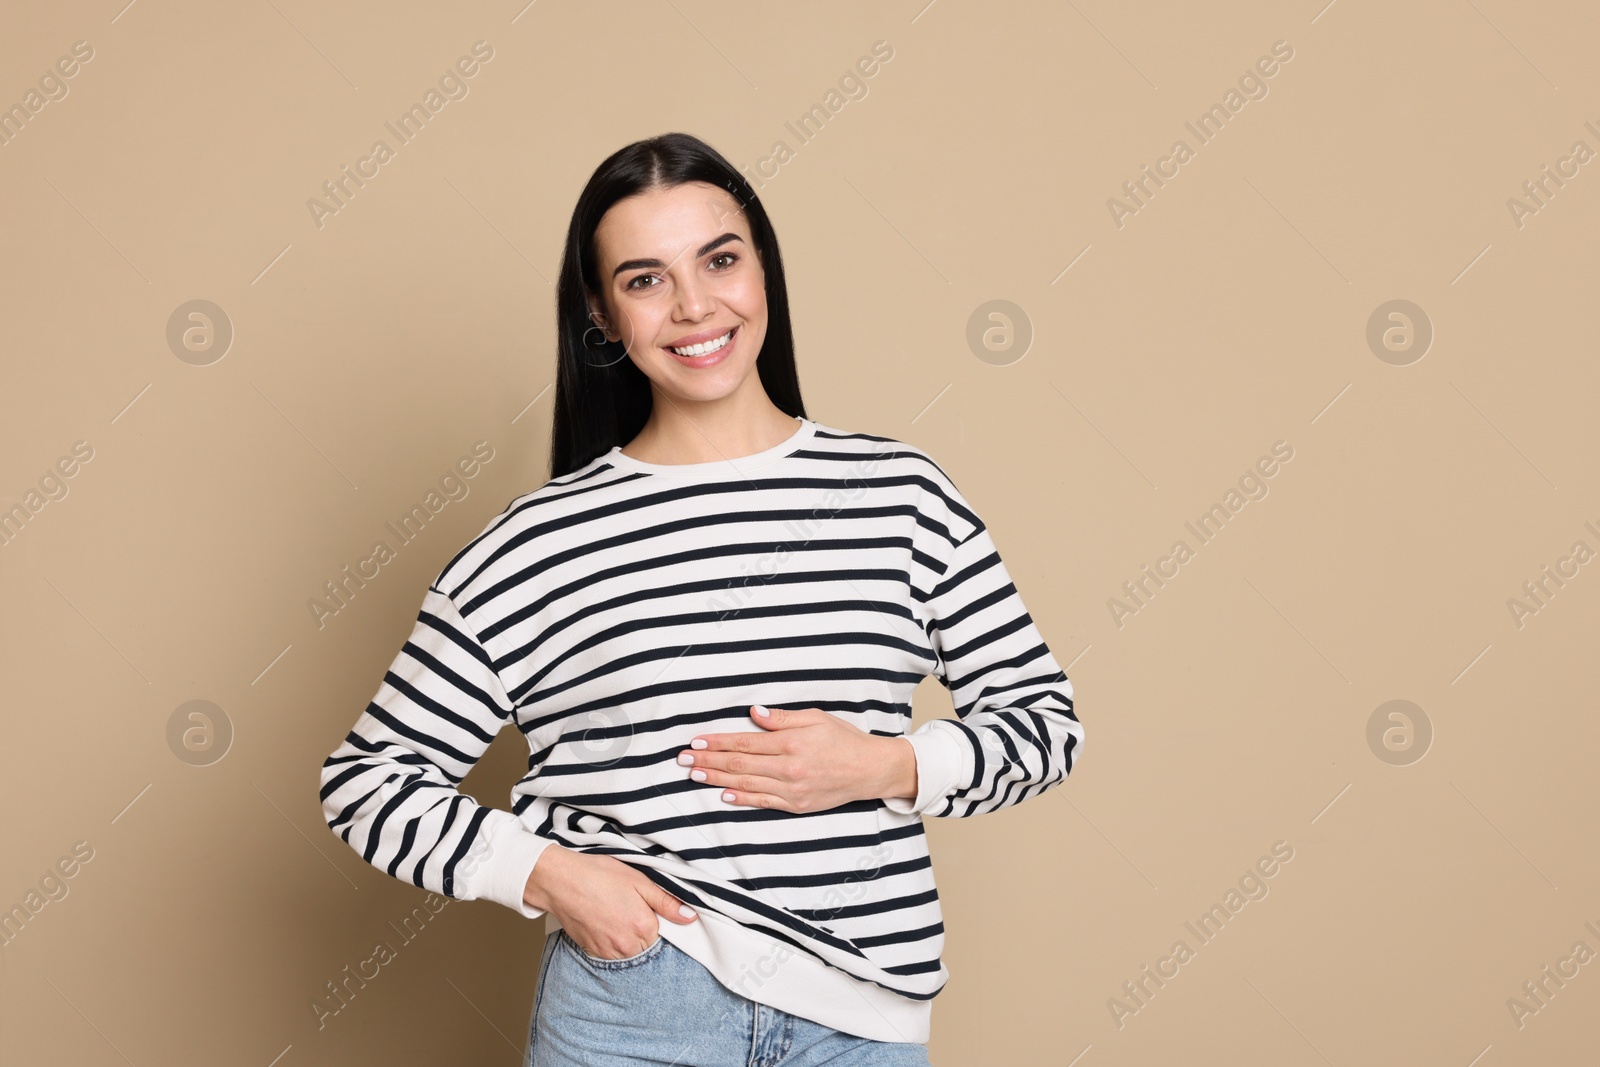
[2,0,1597,1063]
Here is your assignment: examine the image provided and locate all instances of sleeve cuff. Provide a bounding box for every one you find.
[882,720,973,816]
[468,815,558,919]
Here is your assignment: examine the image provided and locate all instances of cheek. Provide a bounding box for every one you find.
[620,307,667,349]
[725,275,767,321]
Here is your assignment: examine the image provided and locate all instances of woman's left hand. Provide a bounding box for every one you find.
[678,705,914,813]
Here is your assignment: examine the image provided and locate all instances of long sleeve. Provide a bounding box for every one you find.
[319,583,557,917]
[885,477,1084,818]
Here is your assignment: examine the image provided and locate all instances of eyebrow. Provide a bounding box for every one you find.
[611,232,744,278]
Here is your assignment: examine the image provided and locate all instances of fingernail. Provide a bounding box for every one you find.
[677,753,694,765]
[679,904,696,918]
[691,770,707,781]
[753,705,769,717]
[722,791,736,802]
[691,738,707,750]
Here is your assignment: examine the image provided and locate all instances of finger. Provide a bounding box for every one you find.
[750,704,829,728]
[688,732,788,755]
[689,762,791,794]
[648,885,698,923]
[683,750,789,781]
[718,786,796,812]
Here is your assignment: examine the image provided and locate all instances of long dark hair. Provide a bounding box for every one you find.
[548,132,807,478]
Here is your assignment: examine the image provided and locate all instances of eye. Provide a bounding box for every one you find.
[709,252,738,270]
[625,274,659,292]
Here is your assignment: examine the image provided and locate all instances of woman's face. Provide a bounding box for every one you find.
[587,181,769,407]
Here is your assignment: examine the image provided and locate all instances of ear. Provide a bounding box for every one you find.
[584,295,614,338]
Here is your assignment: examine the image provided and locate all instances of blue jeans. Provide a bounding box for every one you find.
[525,929,933,1066]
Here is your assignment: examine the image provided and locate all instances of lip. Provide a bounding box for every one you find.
[664,325,738,368]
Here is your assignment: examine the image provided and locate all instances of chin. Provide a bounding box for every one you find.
[655,365,753,403]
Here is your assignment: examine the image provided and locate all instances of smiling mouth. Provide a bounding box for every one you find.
[666,327,736,357]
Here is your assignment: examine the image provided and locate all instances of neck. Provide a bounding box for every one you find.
[620,394,800,466]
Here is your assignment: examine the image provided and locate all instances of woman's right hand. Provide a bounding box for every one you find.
[523,844,699,959]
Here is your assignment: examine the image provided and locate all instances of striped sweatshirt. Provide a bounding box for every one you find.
[318,416,1083,1044]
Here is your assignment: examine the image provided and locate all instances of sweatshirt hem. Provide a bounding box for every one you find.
[542,907,932,1045]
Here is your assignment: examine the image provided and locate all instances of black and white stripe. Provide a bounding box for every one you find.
[320,419,1083,1041]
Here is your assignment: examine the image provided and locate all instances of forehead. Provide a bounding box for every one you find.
[594,181,750,265]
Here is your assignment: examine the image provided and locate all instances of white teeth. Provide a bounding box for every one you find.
[668,329,732,357]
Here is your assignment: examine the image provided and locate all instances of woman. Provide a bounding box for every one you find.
[319,132,1084,1066]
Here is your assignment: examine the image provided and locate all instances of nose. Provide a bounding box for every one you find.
[672,261,713,321]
